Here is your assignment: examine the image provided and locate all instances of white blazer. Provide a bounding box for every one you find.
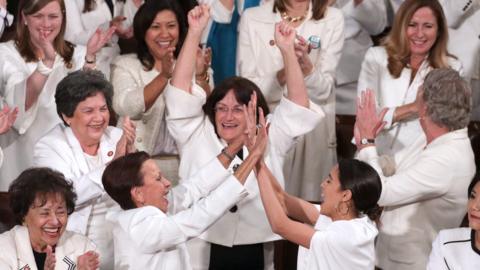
[357,128,476,270]
[165,82,323,245]
[357,46,463,156]
[107,158,248,270]
[0,225,96,270]
[33,125,122,234]
[427,228,480,270]
[334,0,387,115]
[0,41,86,191]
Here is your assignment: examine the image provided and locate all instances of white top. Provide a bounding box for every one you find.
[357,46,463,156]
[106,158,248,270]
[427,228,480,270]
[0,41,86,190]
[0,225,96,270]
[298,215,377,270]
[0,7,13,37]
[164,82,323,245]
[357,128,476,270]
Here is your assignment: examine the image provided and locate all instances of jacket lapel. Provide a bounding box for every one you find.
[55,233,78,270]
[13,226,38,270]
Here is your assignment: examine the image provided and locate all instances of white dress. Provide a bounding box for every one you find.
[297,215,378,270]
[0,40,86,190]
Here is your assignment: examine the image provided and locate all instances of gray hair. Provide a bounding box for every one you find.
[422,68,471,131]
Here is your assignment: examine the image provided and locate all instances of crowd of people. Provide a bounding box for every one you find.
[0,0,478,269]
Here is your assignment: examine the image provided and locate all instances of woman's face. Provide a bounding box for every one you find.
[320,166,348,218]
[145,10,179,60]
[406,7,438,58]
[63,92,110,148]
[137,159,171,212]
[214,90,247,144]
[24,193,68,251]
[468,182,480,230]
[23,1,63,47]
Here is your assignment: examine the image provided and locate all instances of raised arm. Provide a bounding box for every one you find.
[171,4,210,93]
[275,21,309,107]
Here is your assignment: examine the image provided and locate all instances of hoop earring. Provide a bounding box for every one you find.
[335,201,350,216]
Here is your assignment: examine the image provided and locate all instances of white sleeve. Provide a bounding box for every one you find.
[341,0,387,35]
[426,233,448,270]
[126,178,247,253]
[438,0,476,28]
[111,58,146,119]
[33,138,105,206]
[357,146,454,207]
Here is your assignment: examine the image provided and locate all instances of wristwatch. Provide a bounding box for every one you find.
[360,138,375,145]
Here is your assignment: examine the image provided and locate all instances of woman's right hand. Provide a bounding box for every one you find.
[274,21,296,53]
[0,105,18,134]
[77,251,100,270]
[38,31,56,65]
[114,117,136,159]
[187,4,210,35]
[160,47,175,79]
[44,245,56,270]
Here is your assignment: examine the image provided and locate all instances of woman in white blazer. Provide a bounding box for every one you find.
[33,70,136,270]
[427,174,480,270]
[0,0,112,191]
[358,0,462,156]
[103,113,268,270]
[0,167,98,270]
[238,0,344,201]
[166,8,323,269]
[63,0,137,78]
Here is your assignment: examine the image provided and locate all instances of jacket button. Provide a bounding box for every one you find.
[142,119,147,124]
[229,205,238,213]
[137,137,143,143]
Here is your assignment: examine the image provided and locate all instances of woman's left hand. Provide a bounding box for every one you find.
[123,116,137,154]
[354,89,387,146]
[77,251,100,270]
[188,4,211,35]
[274,21,296,53]
[195,46,211,78]
[43,245,56,270]
[294,36,313,76]
[86,27,116,61]
[0,105,18,135]
[243,92,258,152]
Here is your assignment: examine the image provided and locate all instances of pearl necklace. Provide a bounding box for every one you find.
[281,10,308,23]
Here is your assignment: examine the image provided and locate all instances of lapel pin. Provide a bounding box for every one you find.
[107,151,113,157]
[269,40,275,46]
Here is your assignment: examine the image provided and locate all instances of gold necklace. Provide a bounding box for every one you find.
[281,10,308,23]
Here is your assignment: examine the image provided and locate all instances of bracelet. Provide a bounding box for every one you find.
[85,54,96,64]
[221,147,235,161]
[36,59,53,76]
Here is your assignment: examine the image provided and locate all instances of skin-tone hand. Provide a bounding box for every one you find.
[354,89,388,149]
[353,0,364,7]
[160,47,175,79]
[37,30,57,66]
[0,105,18,134]
[110,16,133,39]
[274,21,296,53]
[243,92,258,152]
[85,27,116,61]
[249,107,268,158]
[294,35,313,77]
[77,251,100,270]
[195,46,211,77]
[0,0,7,9]
[187,4,211,36]
[114,116,136,159]
[44,245,56,270]
[132,0,143,8]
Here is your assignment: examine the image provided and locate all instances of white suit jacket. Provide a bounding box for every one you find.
[357,46,462,156]
[0,41,85,191]
[427,228,480,270]
[334,0,386,114]
[357,128,476,270]
[107,158,248,270]
[0,225,96,270]
[165,82,323,245]
[33,125,122,234]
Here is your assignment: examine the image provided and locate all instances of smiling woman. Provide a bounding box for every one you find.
[33,70,136,270]
[0,167,98,270]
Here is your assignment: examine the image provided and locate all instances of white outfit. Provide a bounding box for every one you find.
[297,215,377,270]
[357,128,476,270]
[0,41,86,191]
[164,82,323,268]
[334,0,387,115]
[357,46,463,156]
[107,158,249,270]
[64,0,134,78]
[237,1,344,201]
[427,228,480,270]
[0,7,13,37]
[0,225,96,270]
[33,125,123,270]
[111,54,178,155]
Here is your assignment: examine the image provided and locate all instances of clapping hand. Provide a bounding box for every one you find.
[86,27,116,60]
[0,105,18,134]
[37,29,57,64]
[44,245,56,270]
[354,89,387,147]
[77,251,100,270]
[244,92,268,157]
[110,16,133,39]
[195,46,211,78]
[114,117,136,159]
[187,4,210,35]
[160,47,175,79]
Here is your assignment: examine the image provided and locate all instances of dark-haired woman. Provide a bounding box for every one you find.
[165,6,322,269]
[0,167,99,270]
[256,159,382,269]
[111,0,212,180]
[0,0,112,191]
[34,70,136,269]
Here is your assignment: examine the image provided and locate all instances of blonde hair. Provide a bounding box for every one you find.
[273,0,329,21]
[16,0,74,67]
[382,0,452,78]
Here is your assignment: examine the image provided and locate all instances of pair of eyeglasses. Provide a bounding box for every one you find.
[214,106,244,115]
